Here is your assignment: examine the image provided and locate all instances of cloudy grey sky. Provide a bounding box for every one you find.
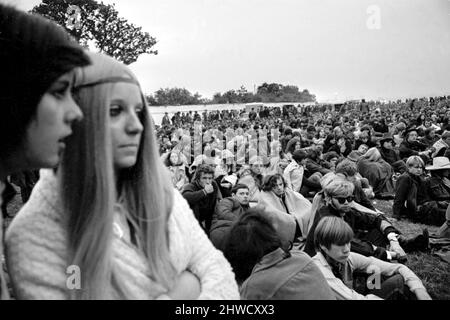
[11,0,450,102]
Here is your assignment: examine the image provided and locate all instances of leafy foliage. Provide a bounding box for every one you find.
[31,0,157,64]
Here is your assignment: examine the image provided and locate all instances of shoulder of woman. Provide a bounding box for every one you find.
[6,169,64,243]
[5,171,69,299]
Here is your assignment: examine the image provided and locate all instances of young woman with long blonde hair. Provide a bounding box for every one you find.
[5,52,239,300]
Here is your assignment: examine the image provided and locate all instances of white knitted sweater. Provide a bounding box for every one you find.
[5,170,239,300]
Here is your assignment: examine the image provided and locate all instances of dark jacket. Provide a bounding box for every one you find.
[378,147,401,165]
[353,183,376,211]
[393,172,427,218]
[305,205,398,259]
[424,176,450,201]
[240,248,335,300]
[399,140,427,160]
[305,158,332,176]
[181,180,222,232]
[354,138,376,150]
[210,197,250,250]
[327,139,352,157]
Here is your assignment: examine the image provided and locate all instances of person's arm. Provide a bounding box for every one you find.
[353,253,430,299]
[156,271,201,300]
[173,191,240,299]
[399,143,418,158]
[312,255,382,300]
[181,184,208,205]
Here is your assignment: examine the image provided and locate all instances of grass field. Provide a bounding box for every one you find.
[4,188,450,299]
[371,199,450,300]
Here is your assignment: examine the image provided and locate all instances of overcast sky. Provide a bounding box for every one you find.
[11,0,450,102]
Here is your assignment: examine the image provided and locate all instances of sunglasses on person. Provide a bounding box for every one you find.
[333,196,354,204]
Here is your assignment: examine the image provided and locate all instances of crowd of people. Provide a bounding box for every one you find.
[1,4,449,300]
[155,89,450,299]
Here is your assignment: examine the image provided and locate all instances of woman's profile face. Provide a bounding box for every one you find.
[24,71,82,168]
[109,82,144,171]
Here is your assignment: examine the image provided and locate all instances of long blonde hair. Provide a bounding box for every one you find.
[61,52,175,299]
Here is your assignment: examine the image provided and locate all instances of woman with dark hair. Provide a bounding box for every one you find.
[284,136,302,160]
[161,151,188,191]
[223,210,335,300]
[0,4,90,299]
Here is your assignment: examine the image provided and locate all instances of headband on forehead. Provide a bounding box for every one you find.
[74,76,140,90]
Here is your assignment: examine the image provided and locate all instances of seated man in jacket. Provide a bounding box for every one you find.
[182,164,222,235]
[223,210,335,300]
[210,184,251,250]
[312,216,431,300]
[305,176,428,261]
[304,148,333,176]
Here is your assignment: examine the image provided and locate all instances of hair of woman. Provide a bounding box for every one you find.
[0,4,90,158]
[61,52,175,299]
[262,173,285,192]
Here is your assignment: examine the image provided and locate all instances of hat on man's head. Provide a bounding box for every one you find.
[403,126,418,138]
[425,157,450,171]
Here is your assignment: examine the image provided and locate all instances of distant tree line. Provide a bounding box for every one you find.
[146,83,316,106]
